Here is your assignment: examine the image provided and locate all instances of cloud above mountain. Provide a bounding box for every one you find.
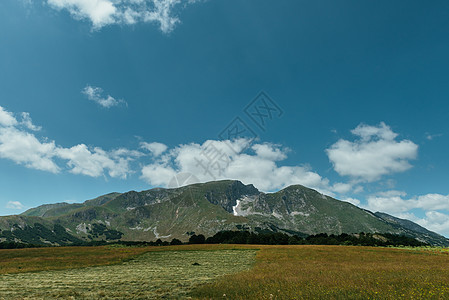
[6,201,25,210]
[0,105,139,178]
[0,105,424,197]
[326,122,418,182]
[140,139,344,194]
[1,106,354,194]
[46,0,201,33]
[366,191,449,213]
[4,105,447,235]
[360,190,449,237]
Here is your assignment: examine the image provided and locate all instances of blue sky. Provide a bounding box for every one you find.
[1,0,449,235]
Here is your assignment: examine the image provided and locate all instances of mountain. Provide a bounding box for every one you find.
[1,180,448,246]
[374,212,446,246]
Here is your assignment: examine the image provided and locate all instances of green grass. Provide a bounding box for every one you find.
[0,247,256,299]
[2,244,449,299]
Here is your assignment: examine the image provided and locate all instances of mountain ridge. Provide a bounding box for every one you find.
[0,180,446,246]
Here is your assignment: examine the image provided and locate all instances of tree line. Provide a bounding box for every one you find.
[188,231,428,247]
[0,230,427,249]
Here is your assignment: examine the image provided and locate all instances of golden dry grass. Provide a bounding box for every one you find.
[191,245,449,299]
[2,244,449,299]
[0,245,149,274]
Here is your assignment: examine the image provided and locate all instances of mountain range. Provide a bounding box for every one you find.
[1,180,447,246]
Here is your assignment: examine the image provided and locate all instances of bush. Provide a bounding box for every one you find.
[170,238,183,245]
[189,234,205,244]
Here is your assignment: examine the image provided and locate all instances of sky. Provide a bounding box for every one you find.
[1,0,449,236]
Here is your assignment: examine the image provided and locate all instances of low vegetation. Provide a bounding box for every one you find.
[191,245,449,299]
[0,246,256,299]
[199,230,427,247]
[0,246,149,274]
[2,244,449,299]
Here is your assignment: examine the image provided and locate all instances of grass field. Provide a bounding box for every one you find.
[0,245,150,274]
[192,245,449,299]
[1,244,449,299]
[0,246,256,299]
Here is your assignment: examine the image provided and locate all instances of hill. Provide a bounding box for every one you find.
[0,180,447,246]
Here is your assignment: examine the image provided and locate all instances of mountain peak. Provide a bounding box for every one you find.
[7,180,449,246]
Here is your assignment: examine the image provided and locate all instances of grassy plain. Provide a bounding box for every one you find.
[0,246,256,299]
[192,245,449,299]
[0,245,153,274]
[1,244,449,299]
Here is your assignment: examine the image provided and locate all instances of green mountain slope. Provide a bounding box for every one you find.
[374,212,447,246]
[1,180,447,246]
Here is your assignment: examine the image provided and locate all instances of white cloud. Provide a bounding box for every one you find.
[342,197,361,206]
[56,144,133,178]
[141,163,177,186]
[46,0,199,33]
[363,191,449,237]
[6,201,25,210]
[419,211,449,236]
[331,182,352,194]
[366,191,449,214]
[0,126,60,173]
[351,122,398,141]
[48,0,117,28]
[365,191,412,214]
[110,148,144,159]
[141,142,168,157]
[326,122,418,182]
[0,106,18,127]
[140,139,347,194]
[416,194,449,211]
[251,143,287,161]
[21,112,42,131]
[0,106,137,178]
[82,85,126,108]
[396,211,449,237]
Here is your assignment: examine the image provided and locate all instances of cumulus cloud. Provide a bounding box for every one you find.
[0,105,137,178]
[82,85,126,108]
[365,191,411,214]
[140,139,348,194]
[342,197,361,206]
[363,190,449,236]
[46,0,199,33]
[417,211,449,236]
[141,163,177,187]
[251,143,287,161]
[21,112,42,131]
[48,0,117,28]
[331,182,353,194]
[0,106,18,127]
[366,191,449,214]
[395,211,449,237]
[56,145,135,178]
[0,105,355,196]
[4,105,341,190]
[0,126,60,173]
[6,201,25,210]
[141,142,168,157]
[326,122,418,182]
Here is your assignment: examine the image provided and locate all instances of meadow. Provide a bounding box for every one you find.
[1,244,449,299]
